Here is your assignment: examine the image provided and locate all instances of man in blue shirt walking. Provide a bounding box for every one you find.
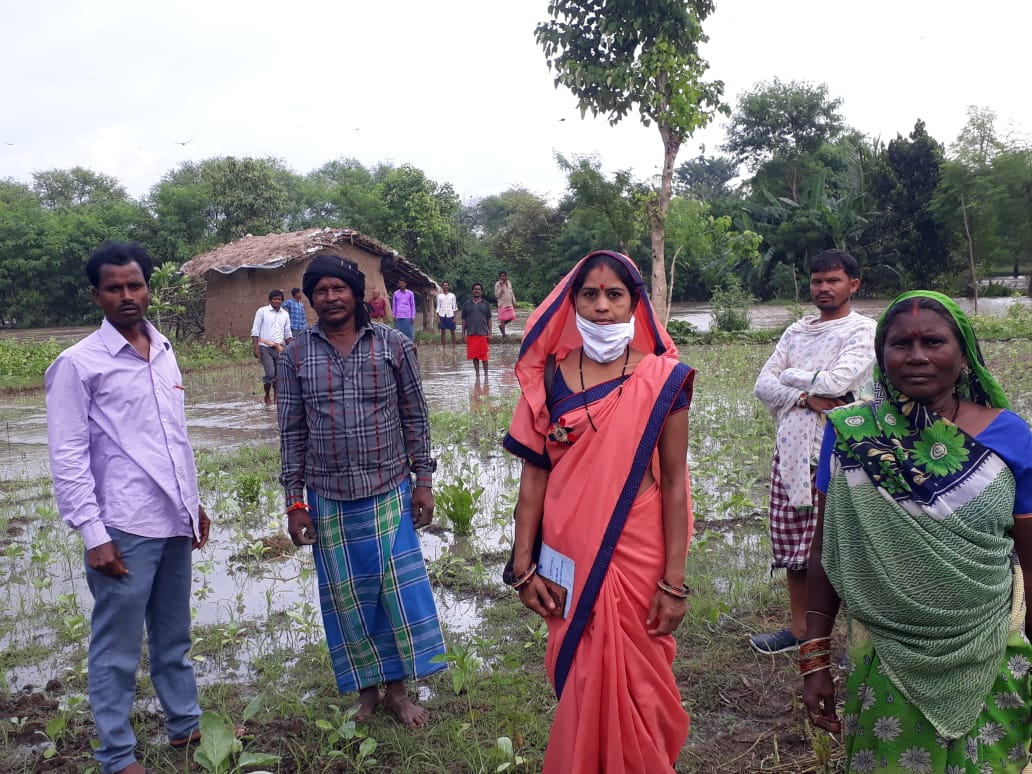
[284,287,308,337]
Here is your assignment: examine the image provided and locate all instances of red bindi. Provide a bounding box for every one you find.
[599,283,605,290]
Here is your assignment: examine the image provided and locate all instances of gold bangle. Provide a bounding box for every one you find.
[799,637,832,656]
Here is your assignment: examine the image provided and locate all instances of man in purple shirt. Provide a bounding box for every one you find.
[46,241,211,774]
[391,278,417,341]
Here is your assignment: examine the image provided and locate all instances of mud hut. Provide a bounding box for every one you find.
[180,228,438,339]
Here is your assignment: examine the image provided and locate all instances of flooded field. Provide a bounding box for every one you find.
[0,336,534,690]
[5,306,1032,771]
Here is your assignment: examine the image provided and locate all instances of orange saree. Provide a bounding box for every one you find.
[504,251,695,773]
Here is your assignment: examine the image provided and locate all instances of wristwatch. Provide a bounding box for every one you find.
[797,392,809,409]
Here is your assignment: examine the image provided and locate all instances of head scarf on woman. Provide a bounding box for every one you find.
[875,290,1008,408]
[511,250,684,449]
[829,290,1009,510]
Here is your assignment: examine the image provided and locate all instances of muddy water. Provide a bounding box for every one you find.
[669,295,1031,330]
[0,335,527,481]
[10,294,1027,480]
[1,334,530,689]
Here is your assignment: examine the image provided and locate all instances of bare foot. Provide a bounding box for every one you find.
[383,681,429,728]
[113,764,149,774]
[354,685,381,722]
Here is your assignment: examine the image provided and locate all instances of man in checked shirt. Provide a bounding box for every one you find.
[276,254,445,728]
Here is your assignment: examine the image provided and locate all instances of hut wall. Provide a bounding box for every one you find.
[201,247,391,340]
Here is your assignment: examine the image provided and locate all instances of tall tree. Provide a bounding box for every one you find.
[470,188,567,301]
[303,158,386,234]
[723,79,845,202]
[376,164,461,280]
[673,154,737,201]
[536,0,725,321]
[869,120,950,288]
[555,153,644,256]
[949,106,1005,170]
[32,167,129,211]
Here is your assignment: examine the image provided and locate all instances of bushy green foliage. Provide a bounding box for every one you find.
[0,334,252,389]
[709,281,754,332]
[0,339,65,385]
[971,302,1032,339]
[978,282,1017,298]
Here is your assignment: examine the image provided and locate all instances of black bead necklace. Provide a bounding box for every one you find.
[579,345,630,433]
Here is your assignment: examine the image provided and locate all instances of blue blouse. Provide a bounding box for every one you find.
[816,409,1032,514]
[549,366,690,422]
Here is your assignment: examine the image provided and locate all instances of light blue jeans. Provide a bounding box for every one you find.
[85,529,200,773]
[395,318,415,340]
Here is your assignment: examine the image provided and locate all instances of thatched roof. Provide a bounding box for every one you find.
[180,227,436,289]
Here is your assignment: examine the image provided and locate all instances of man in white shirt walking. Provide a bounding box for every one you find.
[435,281,458,347]
[251,289,292,406]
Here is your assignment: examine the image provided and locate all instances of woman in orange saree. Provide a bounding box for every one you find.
[503,251,695,773]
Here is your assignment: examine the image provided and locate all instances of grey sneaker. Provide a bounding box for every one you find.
[749,627,803,654]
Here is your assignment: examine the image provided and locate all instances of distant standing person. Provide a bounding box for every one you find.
[277,254,445,728]
[750,249,876,655]
[283,287,308,338]
[461,282,492,378]
[46,240,211,774]
[436,281,458,347]
[494,270,516,338]
[368,288,388,323]
[392,278,417,340]
[251,289,292,406]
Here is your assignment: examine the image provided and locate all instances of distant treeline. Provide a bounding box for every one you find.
[1,84,1029,330]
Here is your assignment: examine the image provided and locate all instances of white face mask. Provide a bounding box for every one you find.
[575,313,635,363]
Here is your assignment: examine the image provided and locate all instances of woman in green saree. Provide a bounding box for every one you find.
[802,291,1032,773]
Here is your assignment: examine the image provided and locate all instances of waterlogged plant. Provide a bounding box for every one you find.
[233,473,264,506]
[428,552,466,585]
[39,695,90,760]
[710,280,754,333]
[315,705,379,769]
[436,478,485,536]
[523,620,548,650]
[0,338,65,385]
[432,641,486,697]
[194,700,277,774]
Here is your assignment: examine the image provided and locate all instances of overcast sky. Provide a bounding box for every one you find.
[2,0,1029,202]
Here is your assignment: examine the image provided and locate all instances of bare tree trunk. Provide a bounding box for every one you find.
[961,194,979,315]
[650,125,682,324]
[666,245,683,321]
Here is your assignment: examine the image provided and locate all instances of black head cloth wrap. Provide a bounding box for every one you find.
[302,254,366,302]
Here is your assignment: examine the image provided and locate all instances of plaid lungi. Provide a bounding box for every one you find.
[309,478,446,693]
[768,448,819,572]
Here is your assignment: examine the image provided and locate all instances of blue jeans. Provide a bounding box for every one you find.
[85,529,200,773]
[395,318,414,340]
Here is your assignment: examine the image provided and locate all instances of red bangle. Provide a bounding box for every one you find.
[287,502,309,512]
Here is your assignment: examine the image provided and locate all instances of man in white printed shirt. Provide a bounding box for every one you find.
[751,249,876,655]
[251,289,292,406]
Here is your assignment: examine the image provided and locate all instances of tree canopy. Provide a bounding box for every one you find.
[722,79,845,170]
[536,0,725,320]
